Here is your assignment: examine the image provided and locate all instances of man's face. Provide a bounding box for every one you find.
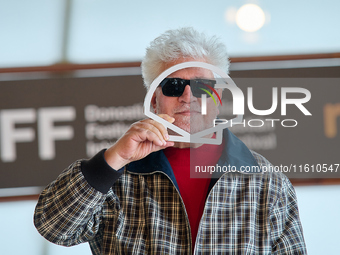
[151,58,222,134]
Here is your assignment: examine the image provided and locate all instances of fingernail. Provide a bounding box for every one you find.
[165,134,169,140]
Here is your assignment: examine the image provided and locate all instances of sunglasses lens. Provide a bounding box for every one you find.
[191,79,216,97]
[160,78,216,97]
[161,78,185,97]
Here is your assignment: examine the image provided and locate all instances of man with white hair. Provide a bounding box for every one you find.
[34,27,307,254]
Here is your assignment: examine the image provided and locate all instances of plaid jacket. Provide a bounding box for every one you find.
[34,129,307,254]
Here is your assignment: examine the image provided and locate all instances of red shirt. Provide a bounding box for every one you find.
[164,141,224,249]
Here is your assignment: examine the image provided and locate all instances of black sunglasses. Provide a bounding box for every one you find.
[159,78,217,98]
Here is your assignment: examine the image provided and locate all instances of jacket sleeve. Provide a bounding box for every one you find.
[33,149,124,246]
[270,175,307,255]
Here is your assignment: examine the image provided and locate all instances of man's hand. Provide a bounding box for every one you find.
[104,114,175,170]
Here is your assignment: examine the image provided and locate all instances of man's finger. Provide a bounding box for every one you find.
[137,122,167,146]
[156,114,175,140]
[158,114,175,123]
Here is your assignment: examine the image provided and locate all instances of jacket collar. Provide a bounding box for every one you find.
[126,148,180,190]
[126,129,261,189]
[211,128,261,180]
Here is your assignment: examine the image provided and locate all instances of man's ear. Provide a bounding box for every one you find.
[151,91,157,113]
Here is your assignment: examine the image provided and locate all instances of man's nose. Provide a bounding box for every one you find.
[179,85,196,103]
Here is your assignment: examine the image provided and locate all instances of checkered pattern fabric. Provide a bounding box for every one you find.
[34,130,306,254]
[34,153,306,254]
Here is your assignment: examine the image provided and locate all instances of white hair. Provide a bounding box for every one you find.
[141,27,230,90]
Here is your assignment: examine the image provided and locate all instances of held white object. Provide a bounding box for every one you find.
[143,61,243,145]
